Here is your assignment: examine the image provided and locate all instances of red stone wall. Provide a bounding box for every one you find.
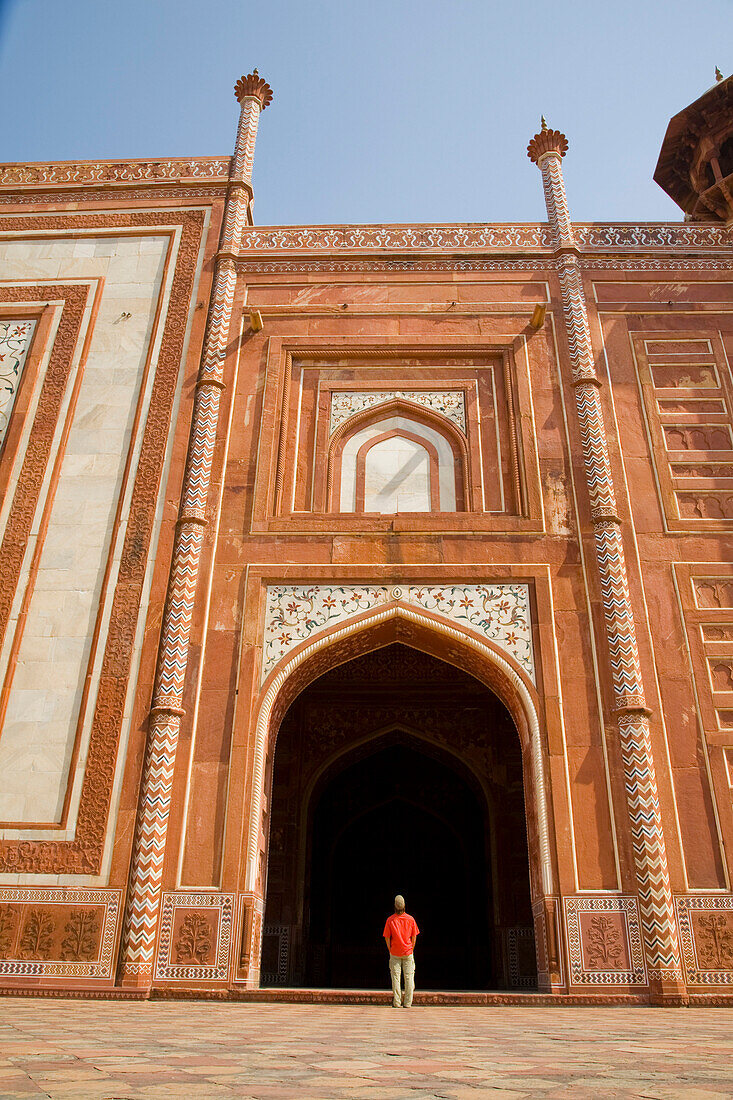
[0,180,732,999]
[0,162,225,988]
[157,242,733,997]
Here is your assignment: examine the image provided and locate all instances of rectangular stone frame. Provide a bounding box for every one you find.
[198,562,585,991]
[248,338,545,535]
[0,210,209,876]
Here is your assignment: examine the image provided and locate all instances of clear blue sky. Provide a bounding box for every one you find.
[1,0,731,225]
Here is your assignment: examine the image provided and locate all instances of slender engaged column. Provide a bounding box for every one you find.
[118,71,273,986]
[527,123,683,994]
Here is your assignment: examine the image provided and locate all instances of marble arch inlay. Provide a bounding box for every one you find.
[249,596,550,900]
[330,390,466,435]
[262,583,535,683]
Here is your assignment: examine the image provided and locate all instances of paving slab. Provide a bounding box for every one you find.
[0,1000,730,1099]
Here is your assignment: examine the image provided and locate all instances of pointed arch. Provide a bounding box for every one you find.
[325,398,470,513]
[244,601,554,902]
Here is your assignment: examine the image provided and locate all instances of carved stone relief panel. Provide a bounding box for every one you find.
[676,896,733,985]
[564,897,646,986]
[154,893,234,982]
[632,333,733,530]
[0,887,120,979]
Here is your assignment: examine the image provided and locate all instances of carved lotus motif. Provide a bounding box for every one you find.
[234,71,273,108]
[526,128,569,163]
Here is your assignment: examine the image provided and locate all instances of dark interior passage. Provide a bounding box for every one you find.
[307,739,490,989]
[261,644,536,990]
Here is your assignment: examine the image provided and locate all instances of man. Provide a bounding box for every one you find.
[383,894,419,1008]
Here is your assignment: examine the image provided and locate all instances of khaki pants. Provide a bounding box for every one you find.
[389,953,415,1007]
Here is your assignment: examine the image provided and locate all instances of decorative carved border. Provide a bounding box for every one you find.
[564,897,646,986]
[155,893,234,982]
[573,224,733,249]
[330,389,466,435]
[261,924,290,985]
[239,223,733,254]
[0,887,120,979]
[0,158,229,187]
[0,285,88,649]
[238,256,733,277]
[0,209,206,874]
[240,224,553,252]
[676,895,733,985]
[262,584,535,683]
[505,926,536,989]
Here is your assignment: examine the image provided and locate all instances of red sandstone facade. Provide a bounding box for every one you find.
[0,73,732,1004]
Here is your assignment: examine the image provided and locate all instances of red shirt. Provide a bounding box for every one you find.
[383,912,419,956]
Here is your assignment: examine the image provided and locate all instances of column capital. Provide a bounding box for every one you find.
[234,69,273,110]
[527,119,569,165]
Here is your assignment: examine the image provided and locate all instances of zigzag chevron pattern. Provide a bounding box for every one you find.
[221,194,250,253]
[184,389,220,514]
[232,99,260,182]
[119,714,179,971]
[594,523,644,699]
[201,260,237,379]
[575,384,617,514]
[536,140,683,980]
[556,257,596,380]
[540,155,575,249]
[155,523,205,701]
[618,713,681,973]
[119,100,262,982]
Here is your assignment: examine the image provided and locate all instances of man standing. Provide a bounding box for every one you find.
[383,894,419,1008]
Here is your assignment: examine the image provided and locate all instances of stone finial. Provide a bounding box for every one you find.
[527,124,569,164]
[234,70,273,109]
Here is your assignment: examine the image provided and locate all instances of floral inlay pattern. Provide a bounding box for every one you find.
[0,321,34,447]
[330,390,466,435]
[261,583,534,682]
[409,585,534,682]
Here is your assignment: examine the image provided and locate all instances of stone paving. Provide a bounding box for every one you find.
[0,1000,731,1099]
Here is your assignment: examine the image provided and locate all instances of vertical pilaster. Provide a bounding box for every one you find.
[527,124,684,996]
[118,71,273,987]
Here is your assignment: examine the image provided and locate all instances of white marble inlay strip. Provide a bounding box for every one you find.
[0,320,35,447]
[0,235,169,825]
[330,390,465,435]
[261,582,534,683]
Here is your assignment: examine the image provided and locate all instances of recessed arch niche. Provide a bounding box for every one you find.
[327,399,469,513]
[260,645,536,990]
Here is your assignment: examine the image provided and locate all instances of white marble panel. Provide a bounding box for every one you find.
[0,235,168,824]
[364,435,431,512]
[339,414,457,513]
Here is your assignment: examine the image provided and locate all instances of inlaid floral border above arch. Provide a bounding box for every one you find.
[262,583,535,684]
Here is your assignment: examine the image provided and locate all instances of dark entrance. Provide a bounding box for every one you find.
[261,644,536,990]
[308,737,490,988]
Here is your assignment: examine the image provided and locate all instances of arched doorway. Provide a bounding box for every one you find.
[261,644,537,990]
